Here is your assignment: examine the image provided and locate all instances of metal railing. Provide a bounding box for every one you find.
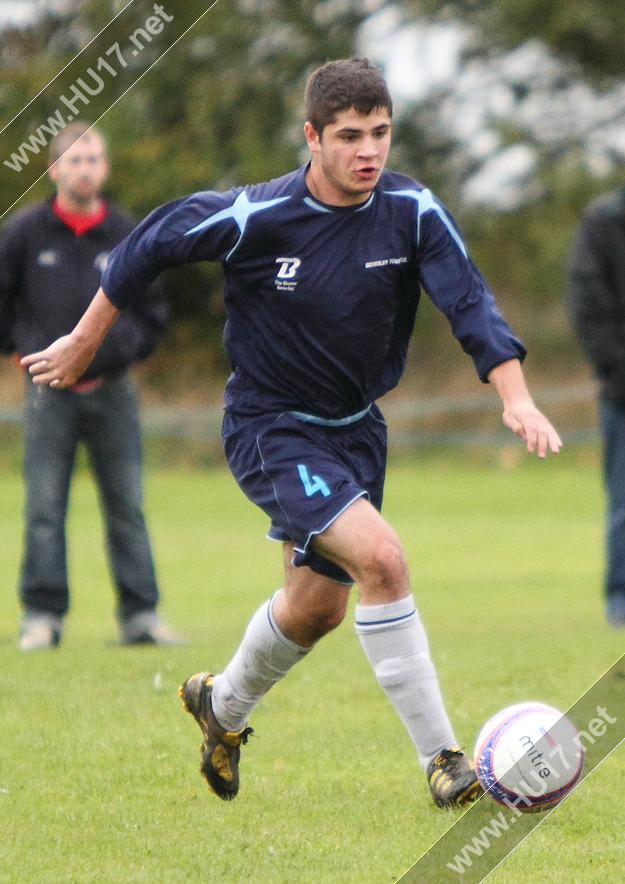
[0,381,599,446]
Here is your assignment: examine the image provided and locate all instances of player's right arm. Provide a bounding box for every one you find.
[20,188,243,387]
[100,188,242,311]
[21,287,119,388]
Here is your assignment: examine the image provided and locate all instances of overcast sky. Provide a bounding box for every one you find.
[0,1,38,29]
[359,5,625,210]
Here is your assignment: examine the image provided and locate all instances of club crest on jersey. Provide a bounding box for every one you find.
[36,249,59,267]
[94,251,110,273]
[275,257,301,292]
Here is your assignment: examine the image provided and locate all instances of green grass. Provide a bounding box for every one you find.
[0,450,623,883]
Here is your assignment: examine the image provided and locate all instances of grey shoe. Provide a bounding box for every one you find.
[119,610,185,646]
[19,612,63,651]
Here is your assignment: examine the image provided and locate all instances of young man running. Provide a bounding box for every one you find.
[22,58,562,807]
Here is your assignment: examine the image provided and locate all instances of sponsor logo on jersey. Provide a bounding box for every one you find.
[36,249,59,267]
[364,256,408,269]
[275,256,301,292]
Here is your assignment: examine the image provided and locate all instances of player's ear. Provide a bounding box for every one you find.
[304,121,321,153]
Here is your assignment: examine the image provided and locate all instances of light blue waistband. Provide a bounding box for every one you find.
[289,405,371,427]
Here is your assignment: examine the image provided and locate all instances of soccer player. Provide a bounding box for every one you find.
[22,59,561,805]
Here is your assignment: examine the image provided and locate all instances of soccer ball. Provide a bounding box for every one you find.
[474,702,584,812]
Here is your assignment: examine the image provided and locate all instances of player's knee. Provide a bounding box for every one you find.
[307,600,348,639]
[361,535,408,591]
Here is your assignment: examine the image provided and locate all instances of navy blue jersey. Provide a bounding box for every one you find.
[101,165,525,419]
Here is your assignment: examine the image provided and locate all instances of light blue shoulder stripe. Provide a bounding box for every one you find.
[385,188,467,257]
[185,191,291,237]
[184,190,291,261]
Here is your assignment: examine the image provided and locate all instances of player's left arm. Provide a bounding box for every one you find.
[488,358,562,458]
[20,287,119,388]
[414,201,561,457]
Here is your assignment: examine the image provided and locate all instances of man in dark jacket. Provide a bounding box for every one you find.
[0,122,182,649]
[568,187,625,627]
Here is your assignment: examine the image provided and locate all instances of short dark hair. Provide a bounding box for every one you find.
[305,57,392,136]
[48,122,106,164]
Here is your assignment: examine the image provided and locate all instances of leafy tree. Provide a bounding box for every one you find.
[416,0,625,78]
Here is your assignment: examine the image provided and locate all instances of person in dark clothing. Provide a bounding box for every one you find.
[0,122,182,649]
[568,187,625,627]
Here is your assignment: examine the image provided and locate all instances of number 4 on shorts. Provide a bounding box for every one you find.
[297,464,331,498]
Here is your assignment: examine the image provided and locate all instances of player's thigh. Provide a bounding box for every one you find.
[223,411,373,545]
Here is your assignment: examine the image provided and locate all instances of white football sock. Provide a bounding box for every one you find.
[211,592,310,732]
[354,594,456,770]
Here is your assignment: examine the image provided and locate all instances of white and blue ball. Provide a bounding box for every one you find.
[474,702,583,812]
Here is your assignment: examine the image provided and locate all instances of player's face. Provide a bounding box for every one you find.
[48,134,108,209]
[304,107,391,206]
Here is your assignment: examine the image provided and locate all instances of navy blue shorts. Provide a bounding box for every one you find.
[222,407,387,584]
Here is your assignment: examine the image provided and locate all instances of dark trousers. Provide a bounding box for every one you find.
[600,395,625,601]
[19,372,159,619]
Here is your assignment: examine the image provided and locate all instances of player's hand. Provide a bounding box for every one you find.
[502,401,563,458]
[21,288,120,388]
[20,334,94,389]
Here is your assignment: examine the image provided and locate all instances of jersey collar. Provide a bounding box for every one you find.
[299,163,376,214]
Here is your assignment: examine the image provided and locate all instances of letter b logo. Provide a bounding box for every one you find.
[276,257,301,279]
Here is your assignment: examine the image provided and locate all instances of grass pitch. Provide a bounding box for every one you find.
[0,450,623,884]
